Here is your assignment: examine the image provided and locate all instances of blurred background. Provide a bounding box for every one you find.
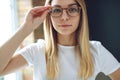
[0,0,44,80]
[86,0,120,62]
[0,0,120,80]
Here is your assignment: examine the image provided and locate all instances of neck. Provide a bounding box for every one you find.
[58,33,76,46]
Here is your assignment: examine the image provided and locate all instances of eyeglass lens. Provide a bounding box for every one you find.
[50,4,81,17]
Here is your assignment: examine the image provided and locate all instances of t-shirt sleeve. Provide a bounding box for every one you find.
[18,39,45,65]
[97,42,120,75]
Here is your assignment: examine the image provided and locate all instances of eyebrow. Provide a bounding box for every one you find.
[52,3,78,7]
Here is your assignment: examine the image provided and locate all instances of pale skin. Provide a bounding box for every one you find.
[0,0,120,80]
[51,0,80,46]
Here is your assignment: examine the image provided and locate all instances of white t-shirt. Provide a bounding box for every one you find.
[18,39,120,80]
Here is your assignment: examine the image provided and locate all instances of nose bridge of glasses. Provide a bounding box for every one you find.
[62,8,70,17]
[62,9,69,17]
[62,8,68,11]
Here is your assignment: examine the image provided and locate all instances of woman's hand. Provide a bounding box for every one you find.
[23,5,51,31]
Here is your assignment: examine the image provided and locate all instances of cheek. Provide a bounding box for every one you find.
[72,16,80,27]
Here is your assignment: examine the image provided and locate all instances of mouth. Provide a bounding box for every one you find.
[59,24,72,27]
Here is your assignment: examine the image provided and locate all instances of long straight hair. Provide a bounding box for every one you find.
[44,0,94,79]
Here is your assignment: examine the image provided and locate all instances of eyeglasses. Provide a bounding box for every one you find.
[49,4,81,17]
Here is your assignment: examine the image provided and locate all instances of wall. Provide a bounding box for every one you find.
[86,0,120,61]
[86,0,120,80]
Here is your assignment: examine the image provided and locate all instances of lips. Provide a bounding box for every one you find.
[59,24,72,27]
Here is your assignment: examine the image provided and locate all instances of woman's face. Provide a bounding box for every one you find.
[50,0,80,36]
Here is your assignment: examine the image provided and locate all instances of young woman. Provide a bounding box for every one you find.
[0,0,120,80]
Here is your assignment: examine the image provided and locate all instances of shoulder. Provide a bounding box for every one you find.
[89,40,106,58]
[89,40,102,54]
[37,39,45,45]
[36,39,46,49]
[18,39,46,65]
[28,39,46,53]
[27,39,46,50]
[89,40,101,47]
[89,40,110,55]
[19,39,46,58]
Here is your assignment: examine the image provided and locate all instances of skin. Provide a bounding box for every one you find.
[50,0,80,46]
[0,0,120,80]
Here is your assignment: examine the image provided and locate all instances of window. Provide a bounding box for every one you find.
[0,0,33,80]
[0,0,19,80]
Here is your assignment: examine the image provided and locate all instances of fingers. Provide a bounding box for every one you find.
[30,5,51,18]
[23,5,51,30]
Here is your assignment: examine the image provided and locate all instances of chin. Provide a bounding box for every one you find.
[58,31,75,36]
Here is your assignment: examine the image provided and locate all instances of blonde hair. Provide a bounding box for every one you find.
[44,0,94,79]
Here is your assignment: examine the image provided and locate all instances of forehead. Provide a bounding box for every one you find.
[51,0,76,7]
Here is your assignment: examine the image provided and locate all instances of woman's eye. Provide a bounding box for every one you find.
[53,8,61,13]
[69,7,78,13]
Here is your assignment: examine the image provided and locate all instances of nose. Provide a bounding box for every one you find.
[60,10,70,21]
